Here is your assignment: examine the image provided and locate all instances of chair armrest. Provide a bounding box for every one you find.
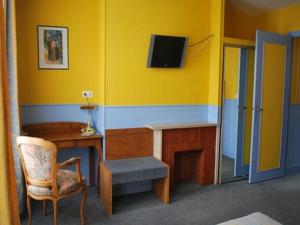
[58,157,83,183]
[58,157,81,168]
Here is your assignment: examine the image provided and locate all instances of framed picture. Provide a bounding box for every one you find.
[38,26,69,69]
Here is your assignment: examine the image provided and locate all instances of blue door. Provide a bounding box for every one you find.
[249,30,292,183]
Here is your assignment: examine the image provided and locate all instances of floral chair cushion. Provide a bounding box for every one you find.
[27,169,83,196]
[20,143,52,181]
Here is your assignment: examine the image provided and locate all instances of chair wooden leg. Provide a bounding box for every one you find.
[43,200,47,216]
[27,195,32,225]
[53,200,58,225]
[80,186,88,225]
[100,162,112,216]
[152,166,170,204]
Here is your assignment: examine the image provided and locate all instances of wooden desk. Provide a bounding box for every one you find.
[23,122,103,187]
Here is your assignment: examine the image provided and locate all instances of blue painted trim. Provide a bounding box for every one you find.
[22,104,220,129]
[235,48,250,177]
[249,31,262,183]
[105,104,208,108]
[21,104,105,133]
[289,31,300,37]
[105,105,211,129]
[208,105,221,124]
[250,168,285,182]
[249,30,292,183]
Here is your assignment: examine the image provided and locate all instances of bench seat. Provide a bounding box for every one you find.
[103,157,168,185]
[100,156,170,216]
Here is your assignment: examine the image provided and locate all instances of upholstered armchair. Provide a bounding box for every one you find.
[16,136,88,225]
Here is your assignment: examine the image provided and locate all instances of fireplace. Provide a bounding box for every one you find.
[161,127,216,189]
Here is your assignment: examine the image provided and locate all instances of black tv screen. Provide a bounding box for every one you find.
[147,35,188,68]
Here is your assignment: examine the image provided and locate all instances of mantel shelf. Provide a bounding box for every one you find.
[146,122,218,130]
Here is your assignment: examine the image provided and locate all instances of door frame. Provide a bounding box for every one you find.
[286,31,300,175]
[217,40,255,183]
[235,48,250,177]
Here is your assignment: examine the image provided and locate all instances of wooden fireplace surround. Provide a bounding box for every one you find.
[148,123,217,190]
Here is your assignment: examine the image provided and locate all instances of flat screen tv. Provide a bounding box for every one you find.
[147,34,188,68]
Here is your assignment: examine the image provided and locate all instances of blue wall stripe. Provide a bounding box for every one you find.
[105,105,210,129]
[22,104,220,130]
[289,31,300,37]
[22,104,105,133]
[208,105,221,124]
[20,102,300,186]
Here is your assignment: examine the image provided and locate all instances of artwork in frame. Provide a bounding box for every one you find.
[38,26,69,69]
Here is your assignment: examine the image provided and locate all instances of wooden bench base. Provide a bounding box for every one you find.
[99,162,170,216]
[152,166,170,204]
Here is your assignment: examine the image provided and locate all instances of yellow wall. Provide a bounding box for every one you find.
[261,3,300,35]
[208,0,224,106]
[225,3,300,40]
[16,0,226,107]
[224,5,263,41]
[96,0,106,105]
[16,0,102,105]
[224,47,239,99]
[105,0,212,106]
[261,4,300,105]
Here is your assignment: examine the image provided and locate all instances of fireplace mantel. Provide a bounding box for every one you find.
[147,122,218,131]
[147,122,218,160]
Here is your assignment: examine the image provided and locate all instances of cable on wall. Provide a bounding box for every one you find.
[188,34,215,47]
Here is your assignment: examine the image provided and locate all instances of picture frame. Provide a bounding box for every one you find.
[38,25,69,70]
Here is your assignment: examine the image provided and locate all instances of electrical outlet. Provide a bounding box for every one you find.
[82,91,93,98]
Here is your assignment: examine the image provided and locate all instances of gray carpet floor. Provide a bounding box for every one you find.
[21,173,300,225]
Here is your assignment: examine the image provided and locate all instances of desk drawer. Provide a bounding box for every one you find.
[55,140,76,149]
[76,139,99,147]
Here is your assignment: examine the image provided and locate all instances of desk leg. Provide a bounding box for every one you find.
[95,144,102,194]
[89,147,95,186]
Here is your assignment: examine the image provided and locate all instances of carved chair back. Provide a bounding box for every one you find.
[17,136,58,196]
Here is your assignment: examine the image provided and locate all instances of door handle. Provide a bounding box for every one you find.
[252,107,263,112]
[237,105,247,110]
